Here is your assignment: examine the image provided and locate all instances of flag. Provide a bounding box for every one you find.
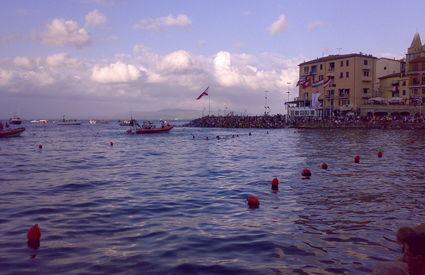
[311,79,324,88]
[196,86,209,100]
[323,77,333,88]
[302,78,311,88]
[311,92,322,109]
[296,79,306,86]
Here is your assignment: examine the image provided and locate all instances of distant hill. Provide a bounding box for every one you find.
[113,109,202,120]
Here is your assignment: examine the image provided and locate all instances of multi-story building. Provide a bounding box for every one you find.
[288,32,424,118]
[287,53,377,117]
[406,32,425,104]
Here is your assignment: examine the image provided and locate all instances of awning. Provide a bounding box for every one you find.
[368,97,386,102]
[388,97,405,103]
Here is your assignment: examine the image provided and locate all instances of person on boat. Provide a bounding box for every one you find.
[0,122,3,130]
[5,122,9,128]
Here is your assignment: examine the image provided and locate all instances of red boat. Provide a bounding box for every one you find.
[126,119,173,134]
[127,125,173,134]
[0,127,25,137]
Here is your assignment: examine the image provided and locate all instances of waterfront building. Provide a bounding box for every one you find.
[288,32,424,118]
[287,53,377,117]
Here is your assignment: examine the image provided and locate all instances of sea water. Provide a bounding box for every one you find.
[0,121,424,274]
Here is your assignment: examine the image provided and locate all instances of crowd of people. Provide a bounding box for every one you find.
[183,114,425,129]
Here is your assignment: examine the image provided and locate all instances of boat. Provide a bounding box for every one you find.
[57,115,81,125]
[90,120,108,124]
[0,126,25,137]
[119,120,132,126]
[126,119,173,134]
[30,119,48,124]
[9,115,22,125]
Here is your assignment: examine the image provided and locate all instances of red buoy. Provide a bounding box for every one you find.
[38,144,42,149]
[247,196,260,208]
[354,156,360,163]
[302,169,311,178]
[27,224,41,241]
[271,178,279,190]
[321,163,328,169]
[127,129,132,134]
[377,151,383,158]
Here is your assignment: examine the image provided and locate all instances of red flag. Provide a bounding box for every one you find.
[196,86,209,100]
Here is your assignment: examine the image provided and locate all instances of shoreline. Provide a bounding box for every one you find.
[183,114,425,130]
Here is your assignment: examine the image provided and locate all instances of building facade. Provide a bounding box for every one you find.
[406,32,425,105]
[288,53,377,117]
[288,33,425,118]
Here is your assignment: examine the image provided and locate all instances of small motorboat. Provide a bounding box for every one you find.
[0,127,25,137]
[57,115,81,125]
[126,119,173,134]
[9,116,22,125]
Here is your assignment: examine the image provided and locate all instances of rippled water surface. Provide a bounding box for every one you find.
[1,121,424,274]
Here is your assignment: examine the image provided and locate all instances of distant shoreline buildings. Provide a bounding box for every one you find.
[287,32,425,117]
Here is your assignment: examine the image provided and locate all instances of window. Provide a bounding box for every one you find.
[403,81,406,86]
[413,78,419,85]
[364,60,368,65]
[346,60,349,66]
[303,67,309,74]
[422,77,425,84]
[303,93,309,99]
[311,65,317,74]
[346,72,349,78]
[329,62,335,71]
[384,66,387,70]
[413,64,418,71]
[403,90,406,95]
[363,70,369,77]
[310,111,315,116]
[363,88,369,94]
[320,64,323,70]
[319,75,323,81]
[339,72,343,78]
[340,61,344,67]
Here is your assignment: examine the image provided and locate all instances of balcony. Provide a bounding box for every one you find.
[362,76,372,82]
[325,95,334,99]
[338,93,350,98]
[363,64,372,70]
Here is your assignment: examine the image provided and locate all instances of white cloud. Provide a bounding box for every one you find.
[91,62,141,83]
[268,14,288,35]
[45,53,80,68]
[16,8,29,15]
[35,18,90,48]
[307,21,325,31]
[13,56,33,69]
[0,50,303,117]
[85,10,106,27]
[133,44,150,54]
[0,69,14,86]
[134,14,192,31]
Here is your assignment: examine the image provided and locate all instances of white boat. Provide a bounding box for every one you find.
[57,115,81,125]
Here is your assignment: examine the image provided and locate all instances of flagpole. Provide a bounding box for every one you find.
[208,94,210,116]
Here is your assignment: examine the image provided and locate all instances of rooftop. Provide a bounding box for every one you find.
[299,53,377,66]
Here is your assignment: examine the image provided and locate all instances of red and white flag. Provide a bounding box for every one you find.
[196,86,209,100]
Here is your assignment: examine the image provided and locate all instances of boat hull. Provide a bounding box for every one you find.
[128,125,174,134]
[9,119,22,125]
[0,127,25,137]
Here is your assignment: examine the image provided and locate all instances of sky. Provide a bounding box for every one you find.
[0,0,424,119]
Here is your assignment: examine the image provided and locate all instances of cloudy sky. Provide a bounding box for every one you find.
[0,0,424,119]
